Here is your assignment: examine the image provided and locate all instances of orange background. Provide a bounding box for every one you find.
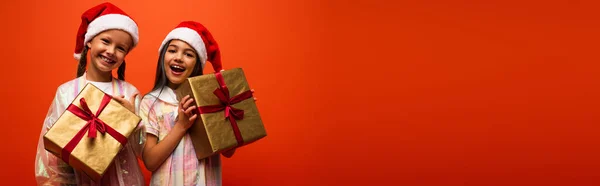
[1,0,599,185]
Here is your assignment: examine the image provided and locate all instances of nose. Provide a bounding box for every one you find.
[106,46,115,56]
[174,53,183,62]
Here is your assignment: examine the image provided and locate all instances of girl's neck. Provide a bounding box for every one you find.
[167,82,180,90]
[86,67,113,82]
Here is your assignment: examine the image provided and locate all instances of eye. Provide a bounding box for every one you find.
[117,46,127,52]
[185,53,194,58]
[101,38,109,44]
[167,49,176,53]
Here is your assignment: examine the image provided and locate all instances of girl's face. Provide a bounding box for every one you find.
[86,29,133,73]
[164,39,198,87]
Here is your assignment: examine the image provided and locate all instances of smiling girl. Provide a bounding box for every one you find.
[34,3,145,185]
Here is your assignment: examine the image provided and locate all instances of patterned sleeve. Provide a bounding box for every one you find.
[34,87,77,185]
[140,96,160,137]
[127,88,146,158]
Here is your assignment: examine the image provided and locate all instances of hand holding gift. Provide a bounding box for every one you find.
[112,93,139,113]
[175,68,267,160]
[175,95,199,131]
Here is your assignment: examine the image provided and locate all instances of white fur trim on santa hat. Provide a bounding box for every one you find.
[158,27,208,68]
[74,53,82,60]
[85,13,139,47]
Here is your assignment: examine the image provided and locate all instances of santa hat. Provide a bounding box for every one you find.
[74,2,139,60]
[158,21,223,72]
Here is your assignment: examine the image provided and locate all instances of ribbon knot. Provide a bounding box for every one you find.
[211,85,249,120]
[88,117,107,138]
[74,97,109,138]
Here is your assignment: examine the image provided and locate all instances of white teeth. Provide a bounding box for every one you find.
[171,65,185,70]
[100,56,113,63]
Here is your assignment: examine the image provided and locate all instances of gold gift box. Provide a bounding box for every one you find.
[43,83,140,181]
[176,68,267,159]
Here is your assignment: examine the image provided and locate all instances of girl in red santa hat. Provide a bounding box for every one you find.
[139,21,254,186]
[35,2,145,186]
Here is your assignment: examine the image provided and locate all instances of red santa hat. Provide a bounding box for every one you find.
[73,2,139,60]
[158,21,223,72]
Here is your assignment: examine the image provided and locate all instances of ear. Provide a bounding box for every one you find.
[86,42,92,49]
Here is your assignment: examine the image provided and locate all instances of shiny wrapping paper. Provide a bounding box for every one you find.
[176,68,267,159]
[43,83,140,181]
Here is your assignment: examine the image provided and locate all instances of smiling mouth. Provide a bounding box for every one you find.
[170,64,186,73]
[100,55,116,64]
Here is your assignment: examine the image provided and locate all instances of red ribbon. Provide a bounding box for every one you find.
[61,94,128,163]
[198,72,253,146]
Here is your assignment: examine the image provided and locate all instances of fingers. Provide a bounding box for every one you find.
[188,114,197,122]
[112,95,126,104]
[182,97,195,109]
[184,105,196,115]
[179,95,196,117]
[179,95,191,106]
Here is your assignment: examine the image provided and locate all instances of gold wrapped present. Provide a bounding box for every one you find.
[43,83,140,181]
[176,68,267,159]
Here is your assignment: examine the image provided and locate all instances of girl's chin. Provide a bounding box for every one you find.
[92,61,118,72]
[93,67,116,73]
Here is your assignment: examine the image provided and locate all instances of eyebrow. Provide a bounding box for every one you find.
[168,45,195,53]
[183,48,196,54]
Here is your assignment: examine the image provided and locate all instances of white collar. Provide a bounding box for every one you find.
[80,72,116,84]
[147,86,179,105]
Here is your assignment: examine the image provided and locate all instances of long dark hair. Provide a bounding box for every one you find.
[76,46,127,80]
